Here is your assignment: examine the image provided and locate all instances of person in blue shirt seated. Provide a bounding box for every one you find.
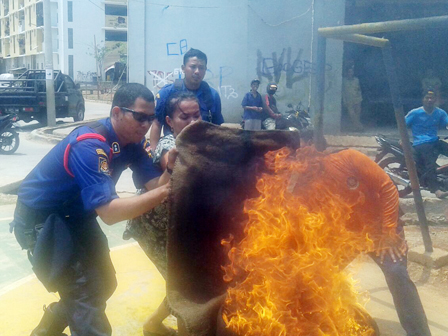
[241,79,263,130]
[10,83,177,336]
[405,89,448,198]
[149,48,223,151]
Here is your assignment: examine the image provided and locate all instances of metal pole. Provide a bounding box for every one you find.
[318,15,448,37]
[43,0,56,126]
[94,35,100,100]
[382,46,433,252]
[327,34,389,48]
[314,35,326,151]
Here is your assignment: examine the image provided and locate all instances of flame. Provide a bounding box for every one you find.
[222,147,376,336]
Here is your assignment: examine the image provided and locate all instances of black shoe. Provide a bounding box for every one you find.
[30,302,68,336]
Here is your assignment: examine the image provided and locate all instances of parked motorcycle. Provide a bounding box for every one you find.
[0,113,20,154]
[374,134,448,197]
[262,102,313,131]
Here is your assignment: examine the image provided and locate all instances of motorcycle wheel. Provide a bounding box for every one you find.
[0,129,20,155]
[378,156,412,197]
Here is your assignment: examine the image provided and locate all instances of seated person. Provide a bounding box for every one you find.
[262,82,282,130]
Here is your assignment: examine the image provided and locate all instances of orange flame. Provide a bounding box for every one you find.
[222,147,376,335]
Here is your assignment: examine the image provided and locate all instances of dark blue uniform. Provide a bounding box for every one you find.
[12,118,161,336]
[155,80,223,125]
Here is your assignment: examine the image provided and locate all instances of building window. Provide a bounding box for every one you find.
[105,31,127,42]
[68,1,73,22]
[105,5,127,16]
[69,55,74,79]
[68,28,73,49]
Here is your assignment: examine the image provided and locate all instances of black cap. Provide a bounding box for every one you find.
[251,79,260,85]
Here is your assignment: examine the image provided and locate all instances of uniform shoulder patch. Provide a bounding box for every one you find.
[96,148,108,157]
[99,157,111,175]
[156,93,160,99]
[112,142,120,153]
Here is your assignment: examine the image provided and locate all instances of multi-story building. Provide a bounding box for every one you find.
[0,0,127,81]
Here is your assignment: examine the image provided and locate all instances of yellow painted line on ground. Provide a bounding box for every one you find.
[0,243,172,336]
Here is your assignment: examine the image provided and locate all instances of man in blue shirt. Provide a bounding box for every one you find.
[405,89,448,198]
[241,79,263,130]
[11,83,177,336]
[149,48,223,150]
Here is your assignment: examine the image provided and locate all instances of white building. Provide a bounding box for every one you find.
[127,0,345,131]
[0,0,127,81]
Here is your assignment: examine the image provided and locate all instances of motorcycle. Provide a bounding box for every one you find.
[262,102,314,131]
[374,134,448,197]
[0,112,20,154]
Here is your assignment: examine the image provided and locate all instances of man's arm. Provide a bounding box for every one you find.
[405,109,414,127]
[144,147,178,190]
[345,150,404,262]
[212,90,224,125]
[96,184,169,225]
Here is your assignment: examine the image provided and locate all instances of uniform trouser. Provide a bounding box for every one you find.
[12,201,117,336]
[369,253,431,336]
[54,256,117,336]
[413,140,448,192]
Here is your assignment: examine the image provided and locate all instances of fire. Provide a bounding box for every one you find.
[222,147,377,336]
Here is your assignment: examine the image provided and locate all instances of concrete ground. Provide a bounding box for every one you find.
[1,104,448,335]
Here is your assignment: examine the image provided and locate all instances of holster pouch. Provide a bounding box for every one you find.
[10,201,50,251]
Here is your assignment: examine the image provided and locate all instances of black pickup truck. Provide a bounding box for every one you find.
[0,70,85,124]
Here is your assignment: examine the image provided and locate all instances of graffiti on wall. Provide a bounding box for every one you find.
[148,68,182,89]
[166,39,188,56]
[257,47,333,89]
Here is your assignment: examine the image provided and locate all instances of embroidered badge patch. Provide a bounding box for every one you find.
[112,142,120,154]
[96,148,107,157]
[156,93,160,99]
[347,176,359,190]
[99,157,111,175]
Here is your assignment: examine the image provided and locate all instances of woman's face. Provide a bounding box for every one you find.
[166,99,202,137]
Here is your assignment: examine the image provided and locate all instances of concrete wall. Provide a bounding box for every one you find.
[128,0,345,133]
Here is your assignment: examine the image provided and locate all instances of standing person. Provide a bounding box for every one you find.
[342,66,364,132]
[262,82,282,130]
[125,91,201,336]
[149,48,223,151]
[293,137,432,336]
[10,83,177,336]
[405,89,448,199]
[241,79,263,130]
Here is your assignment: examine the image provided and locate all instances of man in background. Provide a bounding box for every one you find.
[149,48,223,150]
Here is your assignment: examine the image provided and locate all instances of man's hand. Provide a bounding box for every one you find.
[376,233,407,264]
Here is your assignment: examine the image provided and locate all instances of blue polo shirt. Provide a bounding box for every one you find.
[241,91,263,120]
[18,118,161,215]
[405,106,448,146]
[155,80,223,125]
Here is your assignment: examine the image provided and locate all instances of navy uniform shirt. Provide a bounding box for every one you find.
[18,118,161,215]
[155,80,223,125]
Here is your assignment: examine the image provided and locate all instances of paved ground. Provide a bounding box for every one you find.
[1,102,448,335]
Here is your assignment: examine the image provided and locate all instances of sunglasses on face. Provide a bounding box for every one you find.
[120,107,156,123]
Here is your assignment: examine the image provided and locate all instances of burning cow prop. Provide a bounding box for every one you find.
[165,121,379,336]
